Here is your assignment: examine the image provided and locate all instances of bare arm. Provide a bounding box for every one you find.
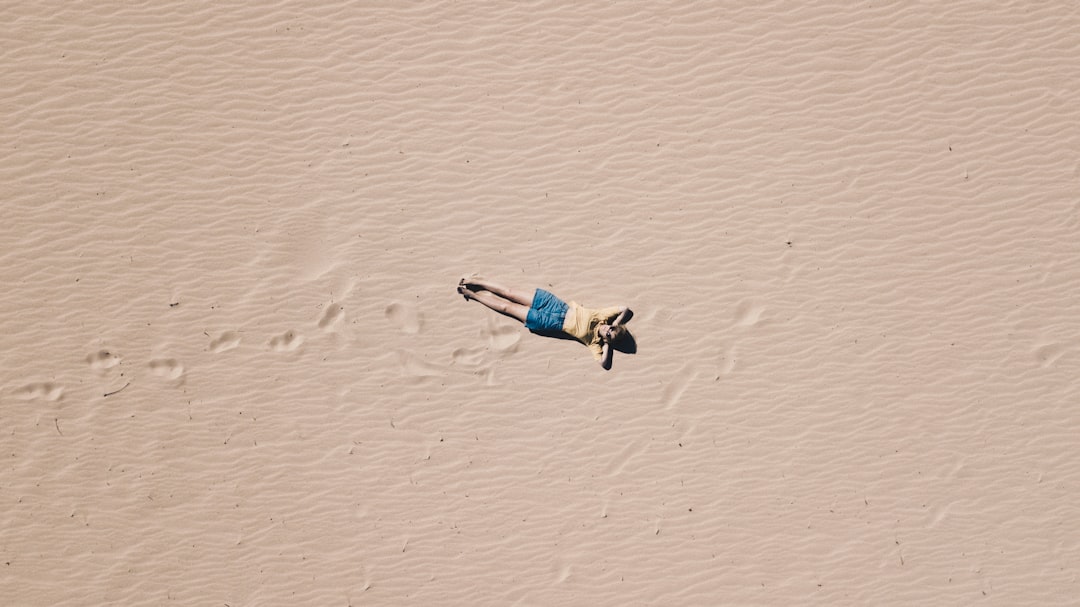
[612,307,633,327]
[600,341,614,370]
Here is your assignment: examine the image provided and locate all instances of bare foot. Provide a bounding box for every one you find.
[457,285,476,301]
[459,275,485,291]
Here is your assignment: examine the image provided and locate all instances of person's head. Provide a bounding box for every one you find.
[599,324,627,345]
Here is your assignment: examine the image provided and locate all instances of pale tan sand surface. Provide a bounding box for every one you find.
[3,1,1080,604]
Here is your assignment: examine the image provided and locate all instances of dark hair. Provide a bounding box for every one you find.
[605,325,627,345]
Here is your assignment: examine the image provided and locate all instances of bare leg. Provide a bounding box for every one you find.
[464,277,534,307]
[460,286,529,324]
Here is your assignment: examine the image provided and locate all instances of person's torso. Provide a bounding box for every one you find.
[563,302,601,344]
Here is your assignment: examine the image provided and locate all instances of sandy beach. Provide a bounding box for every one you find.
[3,1,1079,604]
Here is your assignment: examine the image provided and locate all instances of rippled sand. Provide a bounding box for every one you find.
[3,1,1079,604]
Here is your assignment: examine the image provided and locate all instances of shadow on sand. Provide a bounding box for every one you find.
[529,328,638,355]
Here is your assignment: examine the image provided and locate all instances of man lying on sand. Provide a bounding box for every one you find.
[457,276,633,370]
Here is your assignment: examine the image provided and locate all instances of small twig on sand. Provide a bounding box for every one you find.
[104,382,131,397]
[54,418,63,436]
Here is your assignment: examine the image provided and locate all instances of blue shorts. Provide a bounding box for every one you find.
[524,288,568,332]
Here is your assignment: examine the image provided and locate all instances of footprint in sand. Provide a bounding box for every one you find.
[318,303,344,330]
[553,561,572,584]
[209,331,241,353]
[149,358,185,381]
[86,350,121,371]
[451,346,486,366]
[1034,342,1066,368]
[482,321,521,353]
[397,350,446,379]
[269,330,303,352]
[385,301,421,334]
[13,382,64,402]
[733,300,765,327]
